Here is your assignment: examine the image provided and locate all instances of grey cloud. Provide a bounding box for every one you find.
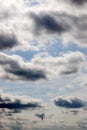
[0,101,40,109]
[53,97,86,108]
[70,110,79,115]
[60,67,78,75]
[0,53,46,81]
[7,68,46,81]
[71,0,87,5]
[59,51,85,75]
[0,95,41,109]
[0,51,85,81]
[78,120,87,129]
[30,13,70,35]
[0,0,87,49]
[32,51,85,77]
[0,34,18,50]
[30,11,87,47]
[63,109,79,115]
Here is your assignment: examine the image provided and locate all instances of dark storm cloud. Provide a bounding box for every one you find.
[7,68,46,81]
[71,0,87,5]
[54,97,86,108]
[0,95,41,109]
[0,101,40,109]
[30,13,70,35]
[0,34,18,50]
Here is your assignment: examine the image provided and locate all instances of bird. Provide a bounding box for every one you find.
[35,113,45,120]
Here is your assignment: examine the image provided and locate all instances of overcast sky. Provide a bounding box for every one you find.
[0,0,87,130]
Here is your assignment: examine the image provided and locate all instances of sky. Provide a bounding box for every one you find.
[0,0,87,130]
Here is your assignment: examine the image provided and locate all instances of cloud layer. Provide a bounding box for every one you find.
[0,1,87,130]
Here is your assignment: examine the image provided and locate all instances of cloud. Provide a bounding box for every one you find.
[30,13,70,35]
[0,51,85,81]
[53,96,86,109]
[78,120,87,129]
[0,94,41,109]
[0,53,46,81]
[8,69,46,81]
[0,33,18,50]
[0,0,37,51]
[31,51,85,77]
[71,0,87,5]
[70,110,79,115]
[0,0,87,51]
[30,11,87,47]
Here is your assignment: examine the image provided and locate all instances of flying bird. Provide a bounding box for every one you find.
[35,113,45,120]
